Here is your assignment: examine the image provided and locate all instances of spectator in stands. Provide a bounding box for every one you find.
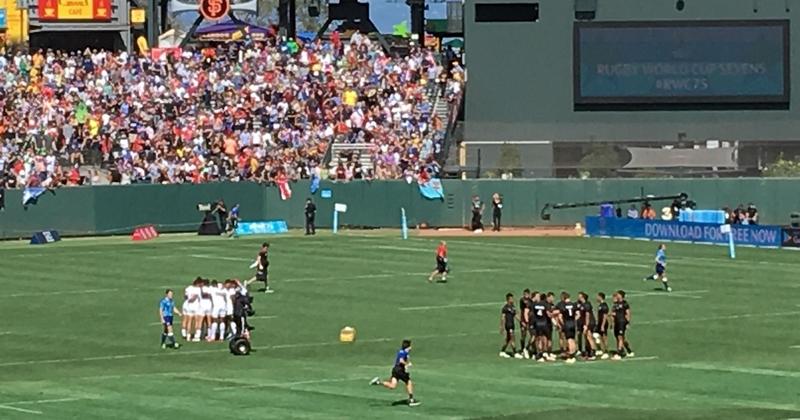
[627,205,639,219]
[0,35,463,190]
[641,203,656,220]
[746,203,758,225]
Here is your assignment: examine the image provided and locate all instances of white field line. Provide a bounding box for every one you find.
[0,331,485,368]
[575,260,650,269]
[400,302,498,311]
[670,363,800,378]
[211,377,363,391]
[526,356,659,368]
[1,269,506,298]
[0,397,86,416]
[410,237,800,269]
[187,254,252,262]
[638,311,800,325]
[791,345,800,349]
[626,290,709,299]
[0,404,42,415]
[374,245,431,253]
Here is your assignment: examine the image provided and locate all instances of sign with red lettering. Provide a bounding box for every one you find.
[38,0,113,21]
[199,0,229,21]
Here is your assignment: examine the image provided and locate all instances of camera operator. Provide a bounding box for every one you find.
[214,200,228,233]
[225,203,240,236]
[232,286,255,337]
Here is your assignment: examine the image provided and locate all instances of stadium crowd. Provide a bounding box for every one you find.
[0,33,464,189]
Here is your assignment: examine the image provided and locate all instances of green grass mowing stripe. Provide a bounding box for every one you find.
[670,363,800,378]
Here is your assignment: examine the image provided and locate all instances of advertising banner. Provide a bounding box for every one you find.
[585,216,783,248]
[235,220,288,236]
[38,0,112,21]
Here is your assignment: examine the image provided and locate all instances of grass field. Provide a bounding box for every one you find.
[1,231,799,419]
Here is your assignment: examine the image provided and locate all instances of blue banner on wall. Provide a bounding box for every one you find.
[235,220,288,236]
[0,9,7,29]
[419,178,444,200]
[585,217,783,248]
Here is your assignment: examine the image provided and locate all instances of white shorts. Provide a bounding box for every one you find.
[200,301,213,315]
[213,307,227,318]
[183,301,198,316]
[225,307,234,317]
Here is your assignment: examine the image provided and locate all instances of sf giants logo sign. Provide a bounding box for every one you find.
[199,0,230,20]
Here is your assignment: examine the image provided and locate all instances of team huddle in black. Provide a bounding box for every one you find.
[500,289,633,363]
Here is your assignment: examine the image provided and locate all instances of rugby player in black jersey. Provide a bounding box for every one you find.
[595,292,610,359]
[499,293,521,358]
[577,292,596,360]
[544,292,556,357]
[519,289,533,358]
[530,293,554,362]
[555,292,580,363]
[611,290,635,360]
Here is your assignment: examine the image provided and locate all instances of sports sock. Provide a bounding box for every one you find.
[161,333,166,345]
[167,333,175,346]
[210,322,218,339]
[231,323,238,335]
[663,280,670,291]
[181,328,187,337]
[219,323,226,338]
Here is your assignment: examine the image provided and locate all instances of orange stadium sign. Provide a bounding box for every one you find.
[199,0,230,21]
[38,0,112,21]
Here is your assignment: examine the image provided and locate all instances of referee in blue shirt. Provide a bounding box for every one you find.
[643,244,672,292]
[370,340,421,406]
[159,289,183,349]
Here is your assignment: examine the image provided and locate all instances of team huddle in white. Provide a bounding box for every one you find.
[180,277,245,342]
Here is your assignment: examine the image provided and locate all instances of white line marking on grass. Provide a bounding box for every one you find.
[6,398,86,406]
[6,288,121,298]
[638,311,800,325]
[791,345,800,349]
[400,302,498,311]
[626,290,709,299]
[0,404,42,415]
[212,377,362,391]
[575,260,650,268]
[527,356,659,367]
[671,363,800,378]
[282,268,504,283]
[188,254,252,262]
[0,331,483,368]
[375,245,430,253]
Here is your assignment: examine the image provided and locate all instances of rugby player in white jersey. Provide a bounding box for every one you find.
[198,279,214,341]
[223,280,236,338]
[209,280,228,341]
[181,277,202,340]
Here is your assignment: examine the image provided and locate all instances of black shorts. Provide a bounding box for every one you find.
[256,270,268,281]
[534,322,548,337]
[595,324,608,335]
[391,365,410,383]
[436,257,447,274]
[505,326,515,340]
[614,322,627,338]
[563,322,577,340]
[587,322,597,333]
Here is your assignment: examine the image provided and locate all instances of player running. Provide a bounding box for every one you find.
[246,243,273,294]
[611,290,634,360]
[643,244,672,292]
[370,339,421,407]
[428,241,449,283]
[499,293,522,358]
[594,292,610,359]
[159,289,182,349]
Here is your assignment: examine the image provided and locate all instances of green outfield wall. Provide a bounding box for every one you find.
[1,179,798,239]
